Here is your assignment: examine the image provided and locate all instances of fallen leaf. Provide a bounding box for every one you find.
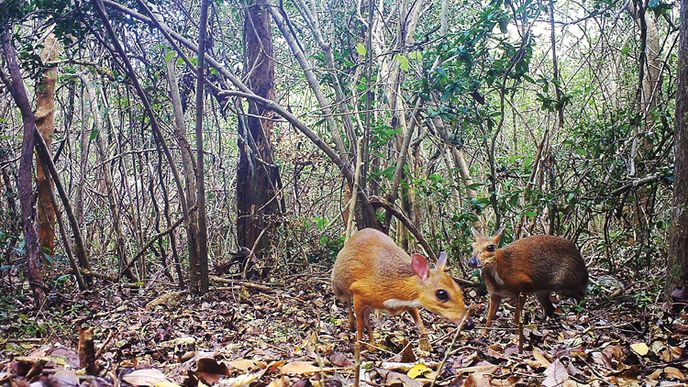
[454,364,499,375]
[291,379,312,387]
[49,369,79,387]
[122,368,171,386]
[630,342,649,356]
[533,348,552,368]
[381,362,431,372]
[463,372,490,387]
[328,352,353,367]
[664,366,685,381]
[145,291,187,310]
[279,362,321,375]
[400,341,416,363]
[407,364,432,379]
[647,369,662,381]
[196,357,230,385]
[661,346,684,362]
[228,359,266,372]
[542,360,569,387]
[377,369,422,387]
[265,361,287,374]
[488,376,520,387]
[218,373,261,387]
[267,376,289,387]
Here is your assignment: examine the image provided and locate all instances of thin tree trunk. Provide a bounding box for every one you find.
[35,34,60,255]
[547,0,564,235]
[1,30,47,309]
[166,59,196,288]
[665,0,688,300]
[194,0,210,293]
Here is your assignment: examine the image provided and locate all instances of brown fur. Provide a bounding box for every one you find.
[470,228,588,345]
[471,228,588,351]
[332,228,467,349]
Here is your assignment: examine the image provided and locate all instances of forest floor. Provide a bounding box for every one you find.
[1,266,687,387]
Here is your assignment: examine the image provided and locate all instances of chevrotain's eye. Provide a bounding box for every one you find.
[486,245,496,252]
[436,289,450,302]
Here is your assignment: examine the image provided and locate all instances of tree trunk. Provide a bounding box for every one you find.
[166,58,196,288]
[237,0,283,277]
[665,0,688,300]
[34,34,61,255]
[193,0,210,293]
[1,30,47,309]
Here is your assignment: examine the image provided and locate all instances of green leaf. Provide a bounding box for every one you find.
[164,49,176,63]
[89,128,99,141]
[355,42,367,56]
[396,54,410,71]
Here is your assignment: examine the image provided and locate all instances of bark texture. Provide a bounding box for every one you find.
[193,0,210,293]
[666,0,688,299]
[35,34,61,255]
[237,0,283,275]
[1,30,47,309]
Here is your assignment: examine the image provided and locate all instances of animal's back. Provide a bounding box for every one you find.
[503,235,588,297]
[331,228,412,303]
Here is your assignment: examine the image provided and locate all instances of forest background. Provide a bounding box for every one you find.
[1,0,688,384]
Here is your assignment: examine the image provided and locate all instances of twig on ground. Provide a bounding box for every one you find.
[431,307,474,387]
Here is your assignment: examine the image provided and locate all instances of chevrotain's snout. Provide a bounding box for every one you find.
[468,256,480,268]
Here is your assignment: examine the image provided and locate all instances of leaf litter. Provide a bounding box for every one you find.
[1,269,687,386]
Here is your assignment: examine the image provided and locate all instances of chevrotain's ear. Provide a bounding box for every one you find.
[411,253,430,281]
[436,251,448,271]
[471,227,482,239]
[494,225,505,244]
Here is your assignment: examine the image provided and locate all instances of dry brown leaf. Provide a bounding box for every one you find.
[328,352,353,367]
[267,376,290,387]
[591,351,612,370]
[48,369,79,387]
[196,358,230,385]
[400,342,416,363]
[228,359,266,372]
[647,369,662,381]
[488,376,520,387]
[664,366,685,381]
[291,379,313,387]
[145,291,187,310]
[462,372,490,387]
[542,360,569,387]
[604,344,629,365]
[380,362,432,372]
[279,362,322,375]
[661,346,684,362]
[217,372,261,387]
[454,364,499,375]
[376,369,422,387]
[533,348,552,368]
[265,361,287,374]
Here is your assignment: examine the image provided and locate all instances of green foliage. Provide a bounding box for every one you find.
[408,0,543,146]
[647,0,673,17]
